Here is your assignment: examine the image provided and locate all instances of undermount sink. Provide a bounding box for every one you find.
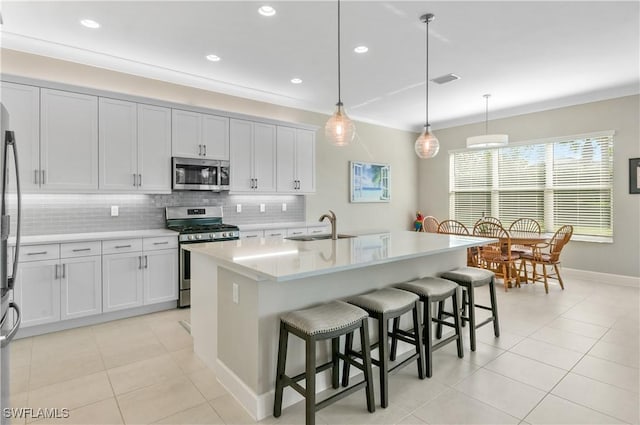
[285,234,356,241]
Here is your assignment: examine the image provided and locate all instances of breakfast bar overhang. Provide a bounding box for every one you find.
[184,231,495,420]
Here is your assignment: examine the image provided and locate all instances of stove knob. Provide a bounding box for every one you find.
[196,234,202,240]
[188,235,195,241]
[209,233,215,239]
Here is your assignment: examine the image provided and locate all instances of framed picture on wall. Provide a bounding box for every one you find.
[349,161,390,203]
[630,158,640,194]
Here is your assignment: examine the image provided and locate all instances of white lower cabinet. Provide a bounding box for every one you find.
[60,255,102,320]
[102,251,144,313]
[14,259,60,327]
[143,249,178,304]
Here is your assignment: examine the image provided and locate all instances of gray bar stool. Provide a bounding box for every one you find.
[440,267,500,351]
[273,300,375,425]
[342,288,425,408]
[394,277,463,378]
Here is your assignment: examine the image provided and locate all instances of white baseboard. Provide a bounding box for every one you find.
[564,268,640,288]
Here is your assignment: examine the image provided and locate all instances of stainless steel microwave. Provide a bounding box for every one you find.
[172,157,230,191]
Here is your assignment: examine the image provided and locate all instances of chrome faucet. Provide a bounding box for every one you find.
[319,210,337,240]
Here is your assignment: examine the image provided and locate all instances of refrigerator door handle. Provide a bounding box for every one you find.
[0,302,22,348]
[3,131,21,290]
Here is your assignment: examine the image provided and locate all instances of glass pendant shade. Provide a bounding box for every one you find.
[414,125,440,158]
[325,103,355,147]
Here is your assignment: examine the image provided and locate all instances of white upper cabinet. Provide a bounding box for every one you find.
[172,109,229,160]
[276,126,316,193]
[229,119,276,193]
[1,82,40,193]
[40,88,98,191]
[99,98,137,190]
[99,99,171,193]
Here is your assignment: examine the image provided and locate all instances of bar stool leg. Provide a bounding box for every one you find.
[341,332,353,387]
[452,291,464,358]
[467,285,477,351]
[435,300,444,339]
[461,289,468,328]
[489,277,500,337]
[273,322,288,417]
[360,319,375,413]
[424,298,433,378]
[389,317,400,362]
[305,336,316,425]
[412,301,426,379]
[331,337,340,389]
[378,315,389,408]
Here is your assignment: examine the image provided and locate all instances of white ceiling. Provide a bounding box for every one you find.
[1,1,638,132]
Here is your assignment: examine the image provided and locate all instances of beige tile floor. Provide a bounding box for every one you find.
[8,275,640,425]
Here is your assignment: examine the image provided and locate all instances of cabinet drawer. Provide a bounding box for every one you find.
[60,241,102,258]
[102,238,142,254]
[264,229,287,239]
[143,236,178,251]
[239,230,263,240]
[20,244,59,262]
[308,225,330,235]
[287,227,308,237]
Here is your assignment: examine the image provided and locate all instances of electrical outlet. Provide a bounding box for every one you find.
[260,203,266,213]
[110,206,119,217]
[236,204,242,213]
[282,203,287,212]
[232,283,239,304]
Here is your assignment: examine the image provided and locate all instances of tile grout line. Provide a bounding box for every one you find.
[91,324,128,425]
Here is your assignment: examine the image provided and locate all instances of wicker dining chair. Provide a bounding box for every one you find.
[473,222,520,291]
[422,216,440,233]
[437,220,475,266]
[437,220,469,235]
[508,218,542,253]
[519,225,573,294]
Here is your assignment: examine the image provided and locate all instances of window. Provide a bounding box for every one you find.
[449,131,614,238]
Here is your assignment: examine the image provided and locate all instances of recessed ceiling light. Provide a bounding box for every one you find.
[258,6,276,17]
[354,46,369,54]
[206,54,221,62]
[80,19,100,29]
[290,78,302,84]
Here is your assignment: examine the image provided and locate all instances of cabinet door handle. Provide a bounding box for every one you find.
[254,178,258,189]
[138,174,142,187]
[245,235,258,239]
[144,255,148,269]
[133,173,137,187]
[153,241,169,245]
[54,264,59,279]
[203,144,207,156]
[138,256,142,269]
[72,248,91,252]
[115,245,132,249]
[41,170,45,184]
[34,169,39,184]
[198,144,202,156]
[62,264,66,278]
[269,233,282,237]
[27,251,48,256]
[292,232,302,235]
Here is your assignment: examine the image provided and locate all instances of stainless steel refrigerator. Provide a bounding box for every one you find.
[0,102,22,421]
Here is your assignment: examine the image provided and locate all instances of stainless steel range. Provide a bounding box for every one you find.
[166,206,239,307]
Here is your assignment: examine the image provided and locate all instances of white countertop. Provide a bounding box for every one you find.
[9,229,178,246]
[183,230,495,282]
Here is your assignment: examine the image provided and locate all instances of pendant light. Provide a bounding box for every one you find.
[325,0,355,147]
[414,13,440,159]
[466,94,509,148]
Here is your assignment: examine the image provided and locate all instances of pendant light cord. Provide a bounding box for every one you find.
[425,16,429,127]
[337,0,342,105]
[485,95,489,134]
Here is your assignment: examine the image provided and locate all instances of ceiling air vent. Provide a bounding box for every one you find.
[431,73,461,85]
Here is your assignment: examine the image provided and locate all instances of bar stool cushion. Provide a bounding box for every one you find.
[281,301,369,336]
[441,267,494,287]
[347,288,419,315]
[396,277,458,299]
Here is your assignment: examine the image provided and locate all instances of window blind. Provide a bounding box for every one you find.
[449,133,613,237]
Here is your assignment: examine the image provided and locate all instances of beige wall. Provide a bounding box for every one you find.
[418,95,640,277]
[0,48,419,233]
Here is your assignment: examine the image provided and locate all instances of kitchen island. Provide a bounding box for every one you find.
[184,231,493,420]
